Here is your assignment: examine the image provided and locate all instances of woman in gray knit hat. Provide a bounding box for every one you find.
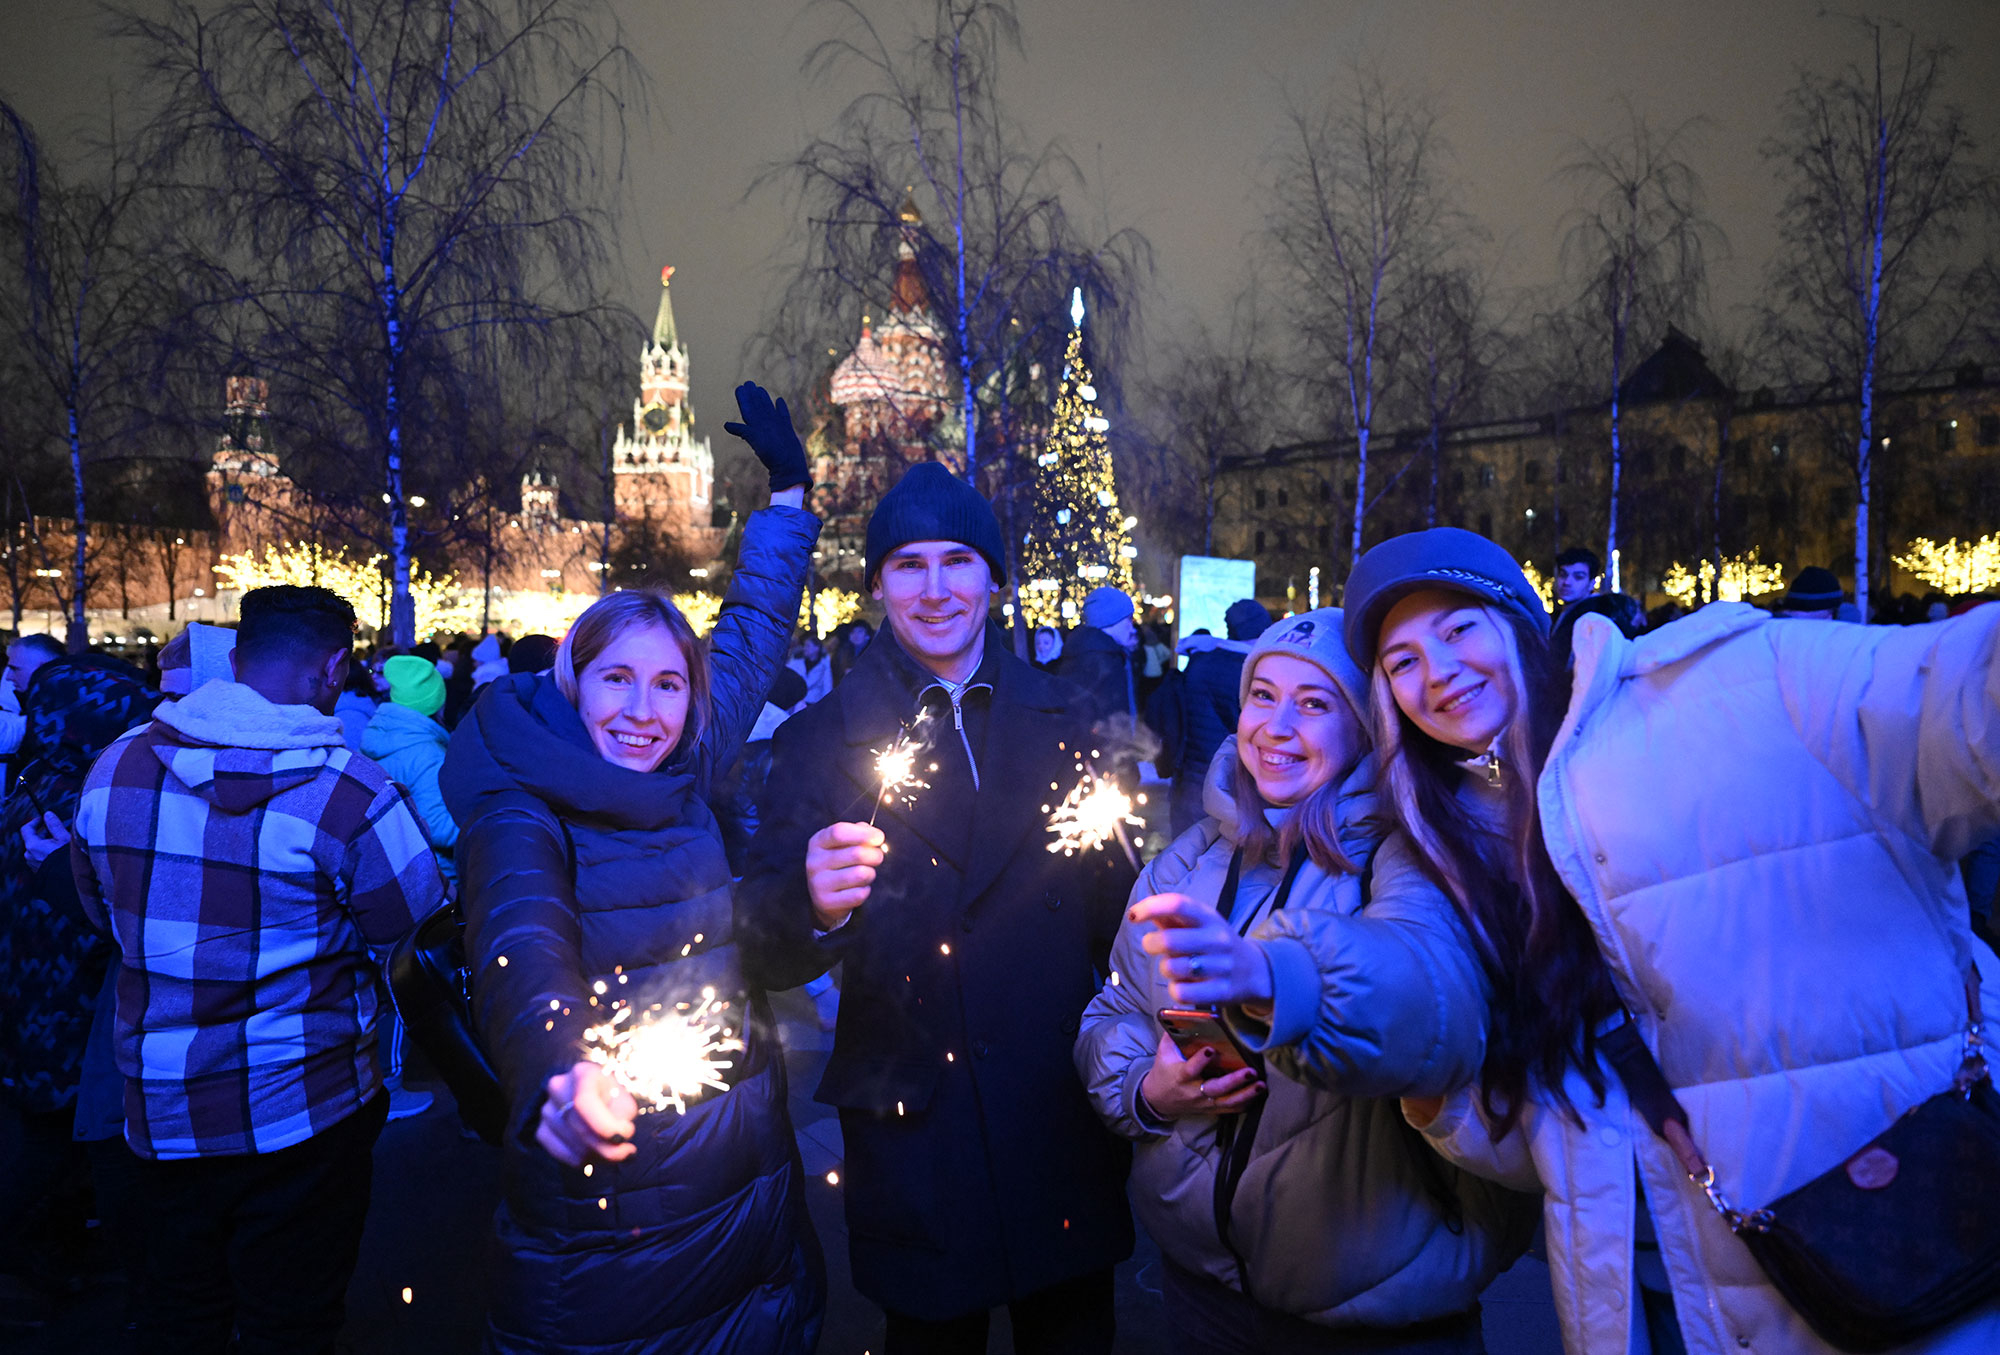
[1075,607,1535,1353]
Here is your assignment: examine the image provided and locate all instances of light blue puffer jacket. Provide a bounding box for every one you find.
[1075,741,1536,1328]
[362,699,457,881]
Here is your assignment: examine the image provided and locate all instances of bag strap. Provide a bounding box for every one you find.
[1599,965,1986,1234]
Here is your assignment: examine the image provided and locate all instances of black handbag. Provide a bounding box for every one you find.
[1600,972,2000,1352]
[388,901,508,1144]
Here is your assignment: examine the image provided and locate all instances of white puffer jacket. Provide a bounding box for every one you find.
[1417,602,2000,1354]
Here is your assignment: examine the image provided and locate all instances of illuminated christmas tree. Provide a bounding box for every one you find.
[1019,288,1137,628]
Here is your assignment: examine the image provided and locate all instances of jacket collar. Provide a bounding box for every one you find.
[835,622,1076,900]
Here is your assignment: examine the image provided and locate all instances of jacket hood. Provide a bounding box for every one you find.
[442,671,702,834]
[360,699,446,762]
[148,680,348,811]
[1201,735,1385,869]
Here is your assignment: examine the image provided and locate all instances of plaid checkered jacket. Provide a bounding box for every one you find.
[73,679,446,1159]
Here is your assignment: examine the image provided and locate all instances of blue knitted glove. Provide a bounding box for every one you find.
[724,382,813,494]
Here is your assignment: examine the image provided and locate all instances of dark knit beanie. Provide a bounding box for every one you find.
[1224,598,1273,641]
[864,461,1007,586]
[1342,527,1550,666]
[1780,566,1843,612]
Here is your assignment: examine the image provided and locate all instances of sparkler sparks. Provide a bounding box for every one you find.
[1045,768,1143,868]
[582,996,744,1116]
[867,718,935,824]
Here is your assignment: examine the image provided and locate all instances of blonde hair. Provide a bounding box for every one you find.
[553,590,711,761]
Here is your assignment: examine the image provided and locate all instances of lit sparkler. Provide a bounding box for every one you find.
[1045,767,1143,871]
[867,718,934,824]
[582,993,743,1116]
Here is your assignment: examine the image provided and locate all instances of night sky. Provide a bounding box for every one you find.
[4,0,1995,454]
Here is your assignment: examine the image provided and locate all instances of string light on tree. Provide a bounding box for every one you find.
[1894,534,2000,596]
[213,542,475,638]
[1660,551,1787,609]
[1018,288,1138,629]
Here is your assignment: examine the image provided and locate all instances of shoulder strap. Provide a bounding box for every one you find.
[1601,967,1987,1233]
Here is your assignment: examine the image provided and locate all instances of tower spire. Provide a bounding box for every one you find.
[652,265,679,349]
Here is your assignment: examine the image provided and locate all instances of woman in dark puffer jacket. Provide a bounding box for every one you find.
[441,384,824,1354]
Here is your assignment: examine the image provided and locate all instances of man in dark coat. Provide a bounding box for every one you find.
[1166,598,1272,837]
[1056,585,1139,729]
[739,462,1136,1354]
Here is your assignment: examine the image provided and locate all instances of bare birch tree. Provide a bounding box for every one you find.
[1399,261,1497,528]
[1268,68,1457,564]
[1558,106,1720,592]
[124,0,639,644]
[0,104,167,649]
[1761,18,1991,620]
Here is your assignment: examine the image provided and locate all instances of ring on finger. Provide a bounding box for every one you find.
[1189,956,1206,979]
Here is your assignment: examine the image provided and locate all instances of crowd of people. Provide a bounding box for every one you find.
[1,383,1997,1355]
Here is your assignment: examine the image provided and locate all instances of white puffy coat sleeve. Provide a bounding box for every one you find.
[1233,830,1491,1099]
[1073,822,1218,1141]
[1770,604,2000,860]
[1406,1084,1542,1193]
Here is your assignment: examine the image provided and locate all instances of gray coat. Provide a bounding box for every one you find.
[1074,742,1535,1328]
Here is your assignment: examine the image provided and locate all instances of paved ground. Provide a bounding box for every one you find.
[3,978,1563,1354]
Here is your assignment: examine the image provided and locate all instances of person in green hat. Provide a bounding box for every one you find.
[362,653,457,882]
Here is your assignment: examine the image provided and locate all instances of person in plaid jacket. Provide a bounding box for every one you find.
[72,586,445,1354]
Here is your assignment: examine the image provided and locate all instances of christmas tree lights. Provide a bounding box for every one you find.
[1018,289,1137,629]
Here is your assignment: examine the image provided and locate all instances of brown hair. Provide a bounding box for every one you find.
[554,590,711,761]
[1369,602,1618,1136]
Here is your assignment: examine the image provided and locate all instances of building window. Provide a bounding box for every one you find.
[1320,479,1333,502]
[1635,448,1655,476]
[1770,435,1789,460]
[1937,420,1957,452]
[1732,438,1750,468]
[1255,488,1267,510]
[1478,465,1496,488]
[1453,470,1467,493]
[1831,488,1851,518]
[1277,488,1290,508]
[1668,444,1687,475]
[1524,460,1542,485]
[1477,512,1493,537]
[1979,414,2000,448]
[1317,523,1331,549]
[1254,529,1266,553]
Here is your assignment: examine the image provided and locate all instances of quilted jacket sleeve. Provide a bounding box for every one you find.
[1233,830,1491,1099]
[697,505,820,782]
[1074,823,1218,1141]
[1770,603,2000,861]
[1408,1084,1541,1193]
[457,793,597,1130]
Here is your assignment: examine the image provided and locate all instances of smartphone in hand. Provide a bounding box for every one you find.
[1157,1008,1252,1075]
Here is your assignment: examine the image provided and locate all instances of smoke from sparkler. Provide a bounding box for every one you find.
[582,993,743,1116]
